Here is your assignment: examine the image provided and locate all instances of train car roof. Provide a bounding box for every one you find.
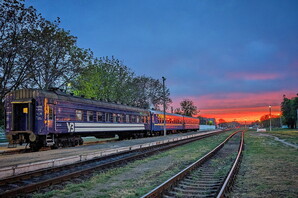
[6,89,148,113]
[150,110,199,119]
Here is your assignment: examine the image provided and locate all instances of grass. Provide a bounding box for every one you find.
[264,129,298,145]
[230,130,298,197]
[32,130,235,198]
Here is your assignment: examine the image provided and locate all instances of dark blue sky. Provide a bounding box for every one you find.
[26,0,298,119]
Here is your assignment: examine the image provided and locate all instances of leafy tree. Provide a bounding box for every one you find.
[71,56,135,103]
[71,56,172,109]
[174,108,183,115]
[179,99,197,116]
[0,0,40,101]
[281,95,298,129]
[260,114,281,128]
[131,76,172,109]
[26,19,92,90]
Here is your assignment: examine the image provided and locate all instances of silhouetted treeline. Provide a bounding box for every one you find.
[281,95,298,129]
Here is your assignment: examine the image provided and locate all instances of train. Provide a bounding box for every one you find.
[4,89,200,150]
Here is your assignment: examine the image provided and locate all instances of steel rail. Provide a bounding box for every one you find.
[216,131,244,198]
[0,130,228,197]
[141,130,242,198]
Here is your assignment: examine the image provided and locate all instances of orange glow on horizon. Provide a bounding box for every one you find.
[172,90,297,124]
[197,106,281,124]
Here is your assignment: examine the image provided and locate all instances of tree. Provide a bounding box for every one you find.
[71,56,135,103]
[174,108,183,115]
[281,95,298,129]
[26,19,92,89]
[179,99,197,116]
[0,0,40,101]
[131,76,172,109]
[71,56,172,109]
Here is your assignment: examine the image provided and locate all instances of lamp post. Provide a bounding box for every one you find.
[244,119,246,129]
[162,77,166,136]
[269,105,272,131]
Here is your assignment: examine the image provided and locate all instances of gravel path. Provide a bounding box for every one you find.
[257,133,298,149]
[0,130,217,168]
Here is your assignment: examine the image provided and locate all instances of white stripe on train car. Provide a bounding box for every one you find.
[75,127,145,132]
[75,123,145,127]
[65,122,146,132]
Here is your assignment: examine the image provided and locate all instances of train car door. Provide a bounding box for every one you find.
[47,104,56,132]
[12,101,34,132]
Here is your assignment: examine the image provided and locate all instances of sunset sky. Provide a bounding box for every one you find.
[26,0,298,123]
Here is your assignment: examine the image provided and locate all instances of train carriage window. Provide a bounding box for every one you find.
[105,113,110,122]
[48,107,53,120]
[112,113,116,123]
[126,115,129,123]
[87,111,94,122]
[97,112,103,122]
[131,115,136,123]
[116,114,121,123]
[76,110,83,121]
[136,116,140,123]
[119,114,124,123]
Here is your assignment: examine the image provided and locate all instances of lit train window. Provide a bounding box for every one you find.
[76,110,83,121]
[49,107,53,120]
[97,112,103,122]
[87,111,94,121]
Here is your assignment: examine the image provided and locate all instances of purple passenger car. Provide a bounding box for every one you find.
[5,89,149,150]
[5,89,200,150]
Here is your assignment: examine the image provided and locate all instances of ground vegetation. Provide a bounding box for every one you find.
[230,129,298,197]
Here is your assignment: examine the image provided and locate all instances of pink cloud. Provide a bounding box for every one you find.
[227,72,283,80]
[171,90,297,123]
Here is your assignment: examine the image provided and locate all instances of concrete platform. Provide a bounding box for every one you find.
[0,131,224,169]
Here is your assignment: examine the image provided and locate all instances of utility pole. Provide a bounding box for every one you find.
[269,105,272,131]
[296,109,298,129]
[162,76,166,136]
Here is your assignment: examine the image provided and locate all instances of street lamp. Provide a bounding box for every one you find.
[162,77,166,136]
[269,105,272,131]
[244,119,246,129]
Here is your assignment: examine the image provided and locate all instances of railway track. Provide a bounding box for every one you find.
[142,130,244,198]
[0,130,228,197]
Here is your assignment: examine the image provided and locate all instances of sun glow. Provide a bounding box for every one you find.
[198,106,281,124]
